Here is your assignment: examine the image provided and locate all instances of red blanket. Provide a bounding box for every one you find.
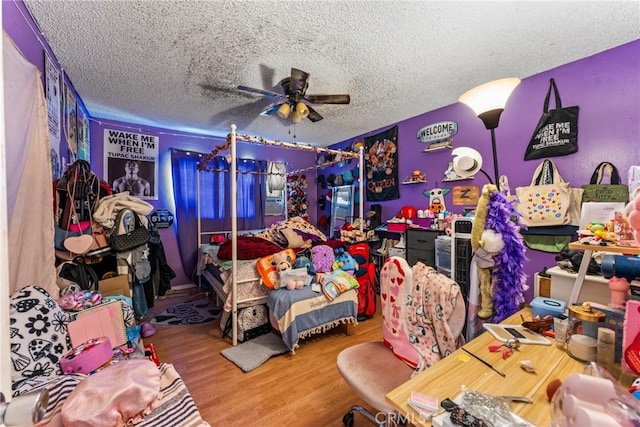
[217,235,283,260]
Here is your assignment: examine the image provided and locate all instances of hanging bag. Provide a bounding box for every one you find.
[581,162,629,203]
[516,159,583,227]
[524,78,579,161]
[56,257,99,291]
[109,209,150,252]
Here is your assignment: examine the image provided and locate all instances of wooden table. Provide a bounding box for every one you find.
[567,242,640,305]
[386,308,586,426]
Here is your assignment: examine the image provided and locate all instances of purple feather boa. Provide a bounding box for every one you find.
[485,190,527,323]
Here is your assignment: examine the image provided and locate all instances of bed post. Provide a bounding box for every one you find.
[231,124,238,346]
[358,146,364,233]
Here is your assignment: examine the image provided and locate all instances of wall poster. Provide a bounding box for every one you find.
[44,51,61,178]
[65,85,77,157]
[76,107,90,161]
[103,129,159,200]
[364,125,399,201]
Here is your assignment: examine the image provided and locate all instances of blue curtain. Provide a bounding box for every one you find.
[170,149,267,278]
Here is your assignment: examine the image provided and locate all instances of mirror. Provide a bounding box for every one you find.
[330,185,354,239]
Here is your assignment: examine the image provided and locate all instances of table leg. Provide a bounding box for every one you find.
[568,249,593,305]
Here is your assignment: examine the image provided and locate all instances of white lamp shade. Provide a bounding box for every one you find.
[277,103,291,119]
[458,77,521,115]
[452,147,483,178]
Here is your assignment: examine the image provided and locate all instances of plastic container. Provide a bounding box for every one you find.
[412,218,433,228]
[530,297,566,318]
[388,223,408,232]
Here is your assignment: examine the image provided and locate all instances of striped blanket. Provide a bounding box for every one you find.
[268,287,358,351]
[35,363,209,427]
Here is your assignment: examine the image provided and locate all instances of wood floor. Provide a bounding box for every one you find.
[144,288,383,427]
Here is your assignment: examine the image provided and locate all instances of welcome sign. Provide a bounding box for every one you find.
[417,121,457,151]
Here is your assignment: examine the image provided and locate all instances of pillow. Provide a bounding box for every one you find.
[10,285,72,396]
[217,235,283,260]
[283,216,327,241]
[281,227,311,249]
[61,359,161,427]
[311,245,335,273]
[293,229,325,243]
[256,249,297,289]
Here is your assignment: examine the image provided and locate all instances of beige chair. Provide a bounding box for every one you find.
[337,257,466,426]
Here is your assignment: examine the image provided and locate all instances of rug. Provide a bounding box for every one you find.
[150,299,221,326]
[221,333,290,372]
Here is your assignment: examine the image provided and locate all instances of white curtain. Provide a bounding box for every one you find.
[3,32,57,296]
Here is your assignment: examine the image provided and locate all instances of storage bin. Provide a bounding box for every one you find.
[388,247,406,259]
[530,296,566,318]
[412,218,433,228]
[387,223,408,232]
[546,266,609,306]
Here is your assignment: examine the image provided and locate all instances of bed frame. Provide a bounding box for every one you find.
[197,124,364,345]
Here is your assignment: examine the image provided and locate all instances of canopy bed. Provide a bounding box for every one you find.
[196,124,365,346]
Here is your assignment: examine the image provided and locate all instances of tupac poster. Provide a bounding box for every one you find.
[365,126,399,201]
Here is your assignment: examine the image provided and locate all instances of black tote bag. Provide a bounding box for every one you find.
[524,78,579,160]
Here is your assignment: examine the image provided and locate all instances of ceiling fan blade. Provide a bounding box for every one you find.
[289,68,310,96]
[259,103,282,116]
[305,94,351,104]
[237,85,283,99]
[306,105,323,122]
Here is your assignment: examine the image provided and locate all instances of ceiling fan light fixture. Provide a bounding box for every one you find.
[292,102,309,123]
[277,102,291,119]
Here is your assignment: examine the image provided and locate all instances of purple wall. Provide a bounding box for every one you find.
[5,1,639,292]
[4,0,85,156]
[329,40,640,301]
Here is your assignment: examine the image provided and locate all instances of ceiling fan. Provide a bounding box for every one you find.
[237,67,350,123]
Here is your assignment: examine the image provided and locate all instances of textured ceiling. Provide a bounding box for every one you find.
[24,1,640,146]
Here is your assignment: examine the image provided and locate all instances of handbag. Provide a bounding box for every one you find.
[524,78,579,161]
[581,162,629,203]
[56,257,99,291]
[516,159,583,227]
[109,209,150,252]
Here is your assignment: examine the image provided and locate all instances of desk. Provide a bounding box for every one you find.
[386,308,585,426]
[567,242,640,305]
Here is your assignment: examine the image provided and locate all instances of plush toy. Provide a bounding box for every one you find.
[333,248,359,276]
[471,184,498,319]
[625,189,640,246]
[272,251,306,290]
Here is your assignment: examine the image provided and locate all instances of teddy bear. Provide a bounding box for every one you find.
[471,183,500,319]
[272,251,309,290]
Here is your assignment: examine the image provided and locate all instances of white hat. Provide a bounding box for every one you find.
[452,147,483,178]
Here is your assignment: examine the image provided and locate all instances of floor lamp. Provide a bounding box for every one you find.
[458,78,521,185]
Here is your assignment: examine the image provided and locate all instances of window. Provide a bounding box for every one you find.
[265,162,286,216]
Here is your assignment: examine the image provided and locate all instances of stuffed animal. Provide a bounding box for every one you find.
[471,183,499,319]
[333,248,358,276]
[272,251,306,290]
[624,190,640,246]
